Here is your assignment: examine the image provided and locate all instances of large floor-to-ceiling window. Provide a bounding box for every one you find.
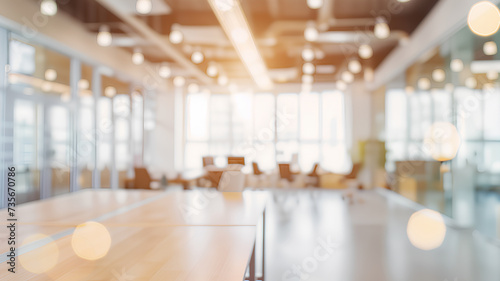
[184,91,349,173]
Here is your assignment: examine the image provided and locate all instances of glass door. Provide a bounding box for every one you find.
[46,103,71,196]
[12,99,41,204]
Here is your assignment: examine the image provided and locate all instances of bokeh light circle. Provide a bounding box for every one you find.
[72,221,112,261]
[407,209,447,250]
[468,1,500,37]
[20,234,59,274]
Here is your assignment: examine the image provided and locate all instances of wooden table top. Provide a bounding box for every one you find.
[0,189,268,280]
[0,225,256,281]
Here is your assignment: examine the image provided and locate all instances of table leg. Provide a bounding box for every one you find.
[249,243,256,281]
[262,208,265,281]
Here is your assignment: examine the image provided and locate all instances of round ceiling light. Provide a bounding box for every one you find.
[450,59,464,72]
[158,64,172,78]
[207,63,219,77]
[136,0,152,15]
[173,76,186,87]
[302,48,315,62]
[169,30,184,44]
[302,63,315,75]
[104,86,116,98]
[341,71,354,83]
[465,77,477,89]
[418,77,431,90]
[358,44,373,59]
[191,51,204,64]
[374,17,390,39]
[483,41,498,55]
[307,0,323,9]
[41,0,57,16]
[304,26,319,42]
[432,69,446,82]
[348,60,362,74]
[44,69,57,81]
[132,49,144,65]
[97,25,112,47]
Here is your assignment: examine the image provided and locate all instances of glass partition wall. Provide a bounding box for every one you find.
[0,27,150,206]
[385,17,500,240]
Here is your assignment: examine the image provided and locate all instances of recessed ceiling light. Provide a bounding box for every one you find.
[374,17,390,39]
[405,86,415,94]
[97,25,112,47]
[358,44,373,59]
[136,0,152,15]
[169,30,183,44]
[397,0,410,2]
[40,0,57,16]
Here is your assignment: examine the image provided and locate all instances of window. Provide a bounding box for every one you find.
[184,91,348,173]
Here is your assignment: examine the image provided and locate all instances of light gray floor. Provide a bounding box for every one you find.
[265,189,500,281]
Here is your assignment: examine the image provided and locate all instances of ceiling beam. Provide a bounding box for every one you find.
[96,0,213,84]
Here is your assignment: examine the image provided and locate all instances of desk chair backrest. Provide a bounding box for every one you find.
[346,163,362,179]
[252,162,263,175]
[228,156,245,165]
[218,171,245,192]
[203,156,214,167]
[207,170,224,187]
[308,163,319,177]
[278,163,293,181]
[134,167,152,189]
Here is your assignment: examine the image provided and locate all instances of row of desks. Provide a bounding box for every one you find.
[0,189,268,280]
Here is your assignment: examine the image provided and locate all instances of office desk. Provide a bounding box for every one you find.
[0,189,268,281]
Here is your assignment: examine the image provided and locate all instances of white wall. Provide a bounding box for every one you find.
[148,88,176,176]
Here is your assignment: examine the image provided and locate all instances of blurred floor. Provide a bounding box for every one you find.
[265,189,500,281]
